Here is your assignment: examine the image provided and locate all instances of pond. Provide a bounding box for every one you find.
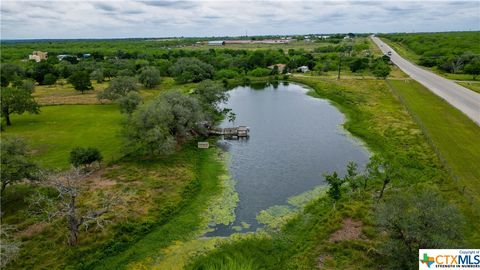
[207,82,370,236]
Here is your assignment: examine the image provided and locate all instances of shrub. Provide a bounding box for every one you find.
[69,147,103,168]
[247,68,271,77]
[215,69,238,79]
[43,73,57,85]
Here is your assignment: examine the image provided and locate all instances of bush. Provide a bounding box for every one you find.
[69,147,103,168]
[247,68,271,77]
[215,69,238,79]
[43,73,57,85]
[371,60,391,79]
[375,189,464,269]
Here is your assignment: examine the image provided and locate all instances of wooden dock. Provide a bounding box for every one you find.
[209,126,250,139]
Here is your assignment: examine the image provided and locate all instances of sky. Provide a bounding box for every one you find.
[1,0,479,39]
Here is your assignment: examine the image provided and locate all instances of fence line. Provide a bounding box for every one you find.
[386,80,477,207]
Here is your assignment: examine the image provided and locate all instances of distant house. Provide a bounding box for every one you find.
[28,51,48,62]
[208,40,225,46]
[83,53,91,58]
[57,54,77,61]
[298,66,309,73]
[268,63,286,74]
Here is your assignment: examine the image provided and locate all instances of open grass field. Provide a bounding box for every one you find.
[32,77,197,105]
[2,104,122,169]
[387,80,480,196]
[33,80,109,105]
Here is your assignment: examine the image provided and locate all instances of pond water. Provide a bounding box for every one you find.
[207,82,369,236]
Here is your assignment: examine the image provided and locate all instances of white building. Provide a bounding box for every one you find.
[298,66,309,73]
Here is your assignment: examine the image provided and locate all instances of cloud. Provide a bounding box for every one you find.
[1,0,478,39]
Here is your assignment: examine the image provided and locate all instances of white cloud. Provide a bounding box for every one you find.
[1,0,478,39]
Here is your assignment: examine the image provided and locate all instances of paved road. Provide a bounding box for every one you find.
[371,36,480,125]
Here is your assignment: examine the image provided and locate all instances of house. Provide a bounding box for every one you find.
[268,63,287,74]
[83,53,91,58]
[298,66,309,73]
[57,54,77,61]
[28,51,48,62]
[208,40,225,46]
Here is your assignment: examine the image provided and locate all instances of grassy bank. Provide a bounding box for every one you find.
[91,147,225,269]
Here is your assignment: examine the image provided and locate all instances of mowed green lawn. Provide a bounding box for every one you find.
[388,80,480,194]
[2,104,122,169]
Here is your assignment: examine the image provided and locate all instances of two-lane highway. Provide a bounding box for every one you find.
[371,36,480,125]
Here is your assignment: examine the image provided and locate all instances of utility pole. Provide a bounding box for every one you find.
[337,54,342,80]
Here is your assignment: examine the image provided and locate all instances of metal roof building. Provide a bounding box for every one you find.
[208,40,225,46]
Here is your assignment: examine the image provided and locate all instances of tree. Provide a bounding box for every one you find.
[138,66,161,88]
[0,63,23,87]
[193,80,229,115]
[69,147,103,168]
[122,91,205,157]
[0,137,39,196]
[1,84,40,126]
[324,172,344,207]
[343,161,362,191]
[43,73,57,85]
[349,57,368,73]
[366,155,399,201]
[30,169,119,246]
[169,57,214,83]
[372,60,391,79]
[227,111,236,127]
[68,71,92,94]
[90,69,104,83]
[117,91,142,115]
[464,59,480,79]
[32,61,56,85]
[375,189,464,269]
[98,76,138,101]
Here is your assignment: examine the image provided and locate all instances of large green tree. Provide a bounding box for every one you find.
[138,66,161,88]
[193,80,229,117]
[0,137,39,196]
[375,189,464,269]
[122,91,205,157]
[117,91,142,115]
[170,58,214,83]
[68,71,93,94]
[98,76,138,100]
[1,83,40,126]
[0,63,24,87]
